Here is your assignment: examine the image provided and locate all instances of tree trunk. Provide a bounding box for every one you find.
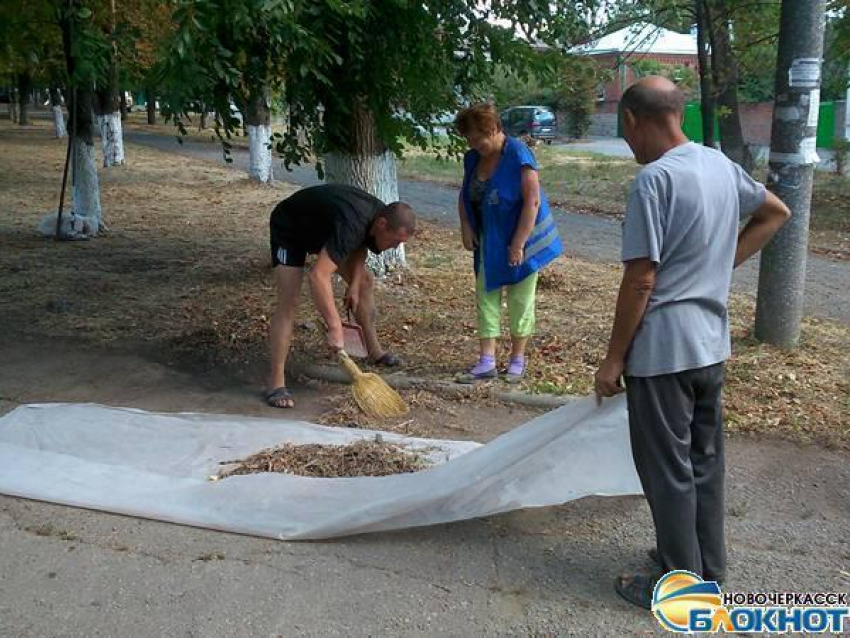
[50,87,67,138]
[16,73,32,126]
[754,0,826,347]
[94,66,125,167]
[323,102,405,275]
[70,87,103,236]
[60,6,103,237]
[246,85,273,184]
[146,86,156,124]
[706,0,752,171]
[95,0,124,168]
[696,0,716,148]
[119,89,128,121]
[9,88,19,123]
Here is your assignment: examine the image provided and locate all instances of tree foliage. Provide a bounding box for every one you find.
[632,58,698,97]
[160,0,612,168]
[113,0,175,96]
[0,1,65,93]
[823,0,850,100]
[605,0,782,104]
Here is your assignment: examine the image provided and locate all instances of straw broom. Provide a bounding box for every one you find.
[338,350,409,418]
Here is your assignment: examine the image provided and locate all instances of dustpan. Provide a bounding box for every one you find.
[342,309,369,359]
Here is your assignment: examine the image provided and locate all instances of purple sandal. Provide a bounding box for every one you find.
[456,354,497,384]
[504,356,525,384]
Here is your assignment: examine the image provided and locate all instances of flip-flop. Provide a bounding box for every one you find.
[371,352,404,367]
[265,386,294,408]
[614,572,660,610]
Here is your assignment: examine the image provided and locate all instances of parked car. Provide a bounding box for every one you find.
[500,106,557,143]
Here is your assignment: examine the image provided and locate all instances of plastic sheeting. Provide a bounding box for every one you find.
[0,396,641,540]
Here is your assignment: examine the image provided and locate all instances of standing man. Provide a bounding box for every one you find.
[266,184,416,408]
[594,77,790,608]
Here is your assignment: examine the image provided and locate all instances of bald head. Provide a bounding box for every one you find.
[619,76,689,164]
[378,202,416,234]
[621,76,685,123]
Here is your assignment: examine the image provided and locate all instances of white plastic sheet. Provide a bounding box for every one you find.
[0,396,641,540]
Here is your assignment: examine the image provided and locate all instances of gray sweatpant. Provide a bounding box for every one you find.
[625,362,726,581]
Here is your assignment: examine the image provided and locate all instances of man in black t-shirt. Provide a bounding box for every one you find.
[265,184,416,408]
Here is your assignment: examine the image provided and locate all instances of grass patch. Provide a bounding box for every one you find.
[401,140,849,256]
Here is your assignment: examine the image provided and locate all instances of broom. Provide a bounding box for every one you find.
[338,350,409,418]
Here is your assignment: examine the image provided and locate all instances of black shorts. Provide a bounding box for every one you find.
[270,207,308,267]
[270,238,307,268]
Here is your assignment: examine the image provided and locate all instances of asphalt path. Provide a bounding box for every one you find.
[124,128,849,323]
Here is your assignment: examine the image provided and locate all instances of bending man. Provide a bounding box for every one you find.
[266,184,416,408]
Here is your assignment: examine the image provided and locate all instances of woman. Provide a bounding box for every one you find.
[454,103,562,383]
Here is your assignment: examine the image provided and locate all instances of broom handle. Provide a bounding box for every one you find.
[338,350,363,381]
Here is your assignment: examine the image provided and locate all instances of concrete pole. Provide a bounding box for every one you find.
[754,0,826,348]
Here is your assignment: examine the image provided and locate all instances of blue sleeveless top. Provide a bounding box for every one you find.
[460,136,562,292]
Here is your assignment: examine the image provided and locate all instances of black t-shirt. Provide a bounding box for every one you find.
[271,184,384,265]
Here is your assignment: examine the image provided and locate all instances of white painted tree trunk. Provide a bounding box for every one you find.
[323,101,407,275]
[98,111,125,166]
[248,124,273,184]
[52,106,67,138]
[72,137,103,235]
[324,150,406,275]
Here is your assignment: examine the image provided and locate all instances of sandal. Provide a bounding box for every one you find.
[504,356,526,385]
[456,354,497,384]
[265,386,294,408]
[370,352,404,367]
[614,571,661,610]
[456,368,498,384]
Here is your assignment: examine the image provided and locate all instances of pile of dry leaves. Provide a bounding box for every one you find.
[218,440,427,478]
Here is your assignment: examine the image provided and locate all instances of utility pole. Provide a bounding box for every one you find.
[754,0,826,348]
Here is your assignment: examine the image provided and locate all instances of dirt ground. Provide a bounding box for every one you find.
[1,121,846,449]
[0,120,848,636]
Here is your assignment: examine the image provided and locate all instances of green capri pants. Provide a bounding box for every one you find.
[476,265,539,339]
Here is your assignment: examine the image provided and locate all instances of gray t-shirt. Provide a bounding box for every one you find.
[622,142,766,377]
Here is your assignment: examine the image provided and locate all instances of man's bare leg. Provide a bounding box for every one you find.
[337,261,385,360]
[266,265,303,407]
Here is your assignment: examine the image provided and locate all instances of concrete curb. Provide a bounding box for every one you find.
[293,362,575,410]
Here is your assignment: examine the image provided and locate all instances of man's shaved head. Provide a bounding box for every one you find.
[619,76,689,164]
[621,76,685,122]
